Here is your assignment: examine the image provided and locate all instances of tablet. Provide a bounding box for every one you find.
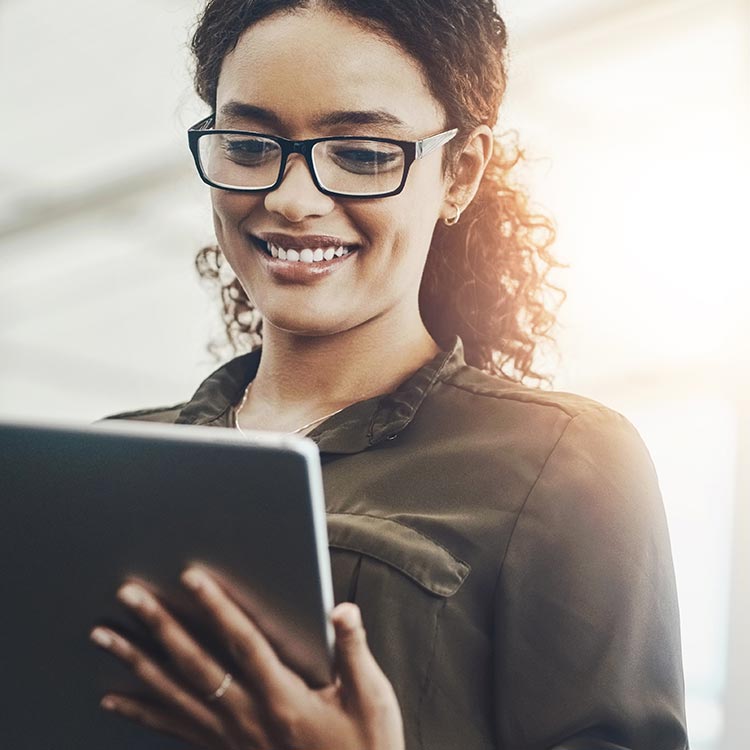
[0,417,335,750]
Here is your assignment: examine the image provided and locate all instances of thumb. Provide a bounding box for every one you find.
[331,603,384,699]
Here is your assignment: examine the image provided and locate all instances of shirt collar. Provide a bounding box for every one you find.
[176,335,466,455]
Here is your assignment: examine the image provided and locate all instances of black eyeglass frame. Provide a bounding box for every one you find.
[187,115,459,199]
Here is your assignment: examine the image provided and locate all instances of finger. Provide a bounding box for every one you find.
[331,604,404,748]
[117,582,224,691]
[99,693,222,749]
[91,626,224,735]
[331,603,390,703]
[116,582,249,717]
[181,567,305,702]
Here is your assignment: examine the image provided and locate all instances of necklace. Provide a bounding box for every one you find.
[233,382,351,437]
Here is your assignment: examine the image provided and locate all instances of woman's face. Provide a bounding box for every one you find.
[211,7,453,337]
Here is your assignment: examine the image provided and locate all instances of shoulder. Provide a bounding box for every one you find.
[99,402,188,424]
[97,350,259,426]
[434,363,657,503]
[435,361,638,449]
[439,361,611,420]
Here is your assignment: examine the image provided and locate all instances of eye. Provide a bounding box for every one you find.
[221,136,279,166]
[327,142,404,175]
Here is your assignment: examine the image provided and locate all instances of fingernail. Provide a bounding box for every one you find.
[338,604,362,630]
[118,583,145,608]
[101,696,116,711]
[182,567,208,591]
[90,628,113,648]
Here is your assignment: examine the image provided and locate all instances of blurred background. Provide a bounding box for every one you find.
[1,0,747,746]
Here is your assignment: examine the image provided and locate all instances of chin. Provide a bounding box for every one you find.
[263,309,357,338]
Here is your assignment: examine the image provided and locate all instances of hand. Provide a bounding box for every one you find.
[90,567,404,750]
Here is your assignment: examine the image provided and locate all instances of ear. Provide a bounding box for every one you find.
[441,125,494,223]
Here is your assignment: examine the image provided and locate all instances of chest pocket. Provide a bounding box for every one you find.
[327,512,470,747]
[327,512,469,597]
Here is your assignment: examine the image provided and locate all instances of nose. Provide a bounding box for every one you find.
[263,153,336,222]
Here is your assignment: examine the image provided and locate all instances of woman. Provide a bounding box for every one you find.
[95,1,689,748]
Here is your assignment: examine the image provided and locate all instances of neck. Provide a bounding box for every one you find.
[241,305,440,428]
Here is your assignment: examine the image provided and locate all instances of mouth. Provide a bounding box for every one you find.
[251,234,361,265]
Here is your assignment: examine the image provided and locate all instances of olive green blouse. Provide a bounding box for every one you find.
[108,336,689,750]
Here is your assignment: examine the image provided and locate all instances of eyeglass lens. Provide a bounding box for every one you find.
[197,134,406,195]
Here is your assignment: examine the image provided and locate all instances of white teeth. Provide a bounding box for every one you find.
[264,241,356,262]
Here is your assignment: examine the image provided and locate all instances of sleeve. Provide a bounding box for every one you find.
[493,407,689,750]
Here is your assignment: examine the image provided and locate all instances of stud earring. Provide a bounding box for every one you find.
[443,205,461,226]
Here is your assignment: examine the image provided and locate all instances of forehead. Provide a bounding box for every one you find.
[215,7,445,136]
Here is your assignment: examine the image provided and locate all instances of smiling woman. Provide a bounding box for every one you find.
[193,1,561,384]
[100,1,690,749]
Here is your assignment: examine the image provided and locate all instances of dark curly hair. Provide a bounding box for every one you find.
[191,0,564,385]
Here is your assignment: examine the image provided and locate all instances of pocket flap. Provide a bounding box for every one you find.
[327,512,470,597]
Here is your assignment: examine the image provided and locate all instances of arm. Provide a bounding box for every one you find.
[494,407,689,750]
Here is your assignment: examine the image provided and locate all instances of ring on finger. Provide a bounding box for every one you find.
[205,672,233,702]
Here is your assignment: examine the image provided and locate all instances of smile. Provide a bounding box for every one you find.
[264,241,352,263]
[253,236,360,266]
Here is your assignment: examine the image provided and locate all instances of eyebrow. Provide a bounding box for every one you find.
[218,102,282,129]
[217,101,409,132]
[314,109,407,129]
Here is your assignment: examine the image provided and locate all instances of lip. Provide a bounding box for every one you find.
[250,234,359,282]
[256,232,361,251]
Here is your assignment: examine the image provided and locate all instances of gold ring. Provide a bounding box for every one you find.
[205,672,233,702]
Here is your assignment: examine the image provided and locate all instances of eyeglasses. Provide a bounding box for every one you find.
[187,115,458,198]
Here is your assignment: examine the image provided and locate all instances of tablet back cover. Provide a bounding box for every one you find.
[0,419,334,750]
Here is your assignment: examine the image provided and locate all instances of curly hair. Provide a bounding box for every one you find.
[191,0,564,385]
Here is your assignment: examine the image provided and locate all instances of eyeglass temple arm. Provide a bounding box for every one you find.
[190,114,216,131]
[415,128,459,159]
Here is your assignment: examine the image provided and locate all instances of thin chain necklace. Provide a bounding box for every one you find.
[233,382,351,437]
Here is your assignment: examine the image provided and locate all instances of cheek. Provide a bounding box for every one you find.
[210,191,259,243]
[361,171,445,248]
[382,185,445,256]
[353,201,437,294]
[397,165,447,235]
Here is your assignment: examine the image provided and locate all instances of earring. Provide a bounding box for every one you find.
[444,205,461,226]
